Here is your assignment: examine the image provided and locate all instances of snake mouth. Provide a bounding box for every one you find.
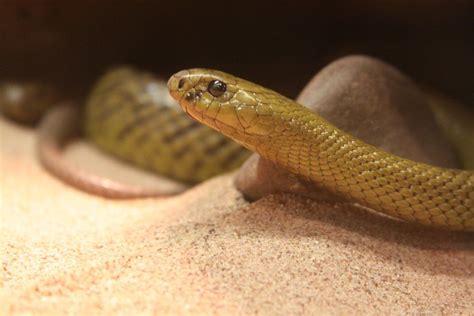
[168,73,196,122]
[168,70,216,127]
[168,87,240,139]
[167,76,197,118]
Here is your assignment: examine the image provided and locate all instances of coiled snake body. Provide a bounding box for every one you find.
[83,68,249,184]
[1,67,250,197]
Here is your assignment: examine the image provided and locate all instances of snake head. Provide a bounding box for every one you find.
[168,69,288,144]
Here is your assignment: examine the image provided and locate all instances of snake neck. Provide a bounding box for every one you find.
[251,105,366,183]
[240,102,473,231]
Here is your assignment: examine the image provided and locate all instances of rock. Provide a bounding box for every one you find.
[235,55,459,201]
[234,155,341,202]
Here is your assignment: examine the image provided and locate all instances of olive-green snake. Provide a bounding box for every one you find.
[1,68,250,198]
[167,69,473,232]
[1,67,473,231]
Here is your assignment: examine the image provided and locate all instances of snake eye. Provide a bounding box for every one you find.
[178,79,185,90]
[208,80,226,97]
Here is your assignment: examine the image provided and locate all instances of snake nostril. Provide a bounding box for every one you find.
[178,79,185,90]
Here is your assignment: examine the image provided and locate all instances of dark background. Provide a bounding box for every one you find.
[1,0,472,105]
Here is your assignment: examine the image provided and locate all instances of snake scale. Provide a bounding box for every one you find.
[1,67,473,231]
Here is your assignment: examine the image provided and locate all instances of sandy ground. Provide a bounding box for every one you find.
[1,116,473,315]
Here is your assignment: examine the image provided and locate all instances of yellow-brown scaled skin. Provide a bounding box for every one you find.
[168,69,474,231]
[84,67,250,183]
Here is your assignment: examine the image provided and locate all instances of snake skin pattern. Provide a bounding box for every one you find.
[84,67,250,183]
[168,69,474,231]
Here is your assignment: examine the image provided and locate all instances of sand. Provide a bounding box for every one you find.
[1,116,473,315]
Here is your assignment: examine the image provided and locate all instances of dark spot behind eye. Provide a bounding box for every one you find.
[185,91,202,102]
[185,91,195,102]
[208,80,226,97]
[178,79,185,89]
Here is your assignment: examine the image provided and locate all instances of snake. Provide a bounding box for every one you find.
[1,67,473,231]
[167,69,473,232]
[1,67,250,198]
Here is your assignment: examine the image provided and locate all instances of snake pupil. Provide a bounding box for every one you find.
[208,80,226,97]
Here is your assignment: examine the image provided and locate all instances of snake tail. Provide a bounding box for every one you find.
[37,104,181,198]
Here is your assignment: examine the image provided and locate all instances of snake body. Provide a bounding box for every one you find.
[168,69,473,231]
[83,68,249,184]
[1,66,473,230]
[2,67,250,198]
